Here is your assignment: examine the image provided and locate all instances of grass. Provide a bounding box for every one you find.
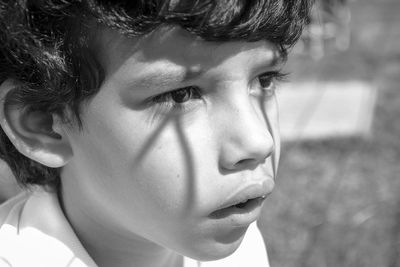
[259,0,400,266]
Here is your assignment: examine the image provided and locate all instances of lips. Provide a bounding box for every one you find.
[208,178,274,225]
[215,179,273,211]
[234,195,266,209]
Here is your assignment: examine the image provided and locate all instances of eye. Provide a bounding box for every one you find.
[258,75,274,92]
[152,86,202,104]
[255,71,288,97]
[147,86,203,115]
[170,86,201,103]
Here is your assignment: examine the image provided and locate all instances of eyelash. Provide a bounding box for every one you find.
[256,71,288,96]
[148,71,287,112]
[150,85,203,112]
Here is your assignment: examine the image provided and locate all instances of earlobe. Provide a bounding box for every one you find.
[0,79,73,168]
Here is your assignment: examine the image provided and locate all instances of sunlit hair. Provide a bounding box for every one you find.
[0,0,312,188]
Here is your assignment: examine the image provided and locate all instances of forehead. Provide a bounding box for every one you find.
[94,26,282,81]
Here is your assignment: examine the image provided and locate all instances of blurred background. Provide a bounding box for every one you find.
[259,0,400,266]
[1,0,399,266]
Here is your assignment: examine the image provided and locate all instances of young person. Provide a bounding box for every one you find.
[0,1,311,266]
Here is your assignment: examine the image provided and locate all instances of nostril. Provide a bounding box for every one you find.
[234,158,260,169]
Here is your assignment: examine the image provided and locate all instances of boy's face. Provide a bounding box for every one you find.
[62,27,281,260]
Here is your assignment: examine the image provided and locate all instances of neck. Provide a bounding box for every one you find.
[84,243,182,267]
[59,178,183,267]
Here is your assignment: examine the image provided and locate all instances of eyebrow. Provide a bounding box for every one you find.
[128,65,204,91]
[124,47,282,92]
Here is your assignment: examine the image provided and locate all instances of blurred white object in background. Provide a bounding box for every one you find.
[278,80,377,141]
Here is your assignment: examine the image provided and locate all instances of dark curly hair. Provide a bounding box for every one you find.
[0,0,312,188]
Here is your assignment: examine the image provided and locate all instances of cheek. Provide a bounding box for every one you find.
[66,118,197,237]
[69,92,221,221]
[130,123,211,214]
[80,110,210,210]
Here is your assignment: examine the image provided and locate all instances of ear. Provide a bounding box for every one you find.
[0,79,73,168]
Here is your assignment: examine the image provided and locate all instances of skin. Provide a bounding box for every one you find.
[59,26,281,267]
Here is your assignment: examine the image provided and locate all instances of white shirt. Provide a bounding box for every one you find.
[0,188,269,267]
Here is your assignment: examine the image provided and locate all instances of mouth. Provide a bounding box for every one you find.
[233,195,266,209]
[209,195,266,219]
[208,179,274,226]
[208,196,266,226]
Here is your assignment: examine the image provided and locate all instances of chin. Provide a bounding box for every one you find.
[186,228,247,261]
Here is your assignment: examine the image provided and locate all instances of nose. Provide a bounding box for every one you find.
[217,95,276,171]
